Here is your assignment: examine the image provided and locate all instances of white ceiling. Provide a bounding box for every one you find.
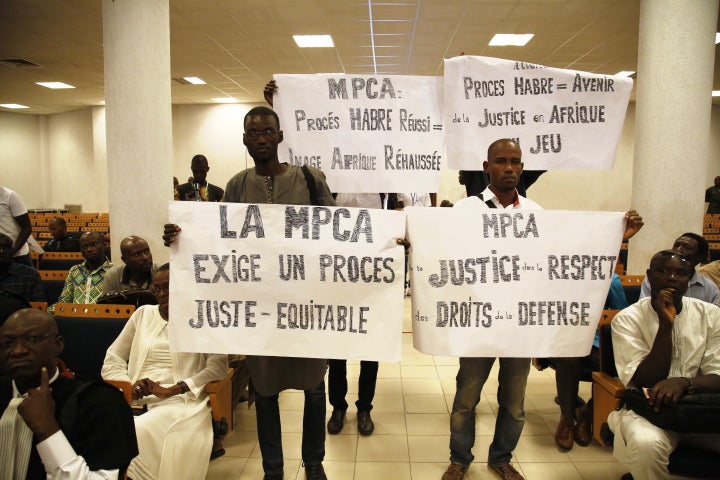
[0,0,718,115]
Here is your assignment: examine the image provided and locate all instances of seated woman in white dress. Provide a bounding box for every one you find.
[102,263,228,480]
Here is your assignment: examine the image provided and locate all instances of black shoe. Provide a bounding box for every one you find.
[209,447,225,460]
[305,463,327,480]
[263,474,283,480]
[620,474,634,480]
[357,411,374,435]
[327,410,345,434]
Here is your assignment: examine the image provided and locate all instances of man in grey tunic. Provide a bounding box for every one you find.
[164,106,334,480]
[102,236,157,293]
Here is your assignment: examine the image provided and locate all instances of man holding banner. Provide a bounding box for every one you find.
[442,138,540,480]
[164,106,335,480]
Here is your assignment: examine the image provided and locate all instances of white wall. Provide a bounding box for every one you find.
[1,102,719,216]
[172,103,261,191]
[47,108,107,212]
[0,111,44,208]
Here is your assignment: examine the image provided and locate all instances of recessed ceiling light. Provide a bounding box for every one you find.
[488,34,534,46]
[713,91,720,97]
[183,76,206,85]
[615,71,635,77]
[293,35,334,48]
[36,81,75,89]
[213,97,238,103]
[0,103,29,109]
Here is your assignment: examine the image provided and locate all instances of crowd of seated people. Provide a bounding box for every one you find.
[6,138,720,480]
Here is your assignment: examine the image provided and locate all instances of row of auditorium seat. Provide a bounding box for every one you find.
[29,212,110,242]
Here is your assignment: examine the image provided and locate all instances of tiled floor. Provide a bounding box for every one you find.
[206,298,630,480]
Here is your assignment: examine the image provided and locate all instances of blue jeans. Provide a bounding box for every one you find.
[328,359,378,412]
[449,357,530,466]
[255,380,326,475]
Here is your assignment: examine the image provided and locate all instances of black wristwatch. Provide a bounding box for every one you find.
[683,377,697,395]
[176,381,189,394]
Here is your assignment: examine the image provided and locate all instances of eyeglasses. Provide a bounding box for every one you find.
[0,333,58,350]
[655,251,691,264]
[245,128,278,139]
[150,284,170,294]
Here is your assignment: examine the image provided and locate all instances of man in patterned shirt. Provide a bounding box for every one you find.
[48,232,113,313]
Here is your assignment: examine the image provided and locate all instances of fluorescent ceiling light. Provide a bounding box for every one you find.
[489,34,534,46]
[615,71,635,77]
[0,103,29,109]
[36,81,75,89]
[713,91,720,97]
[213,97,238,103]
[293,35,334,48]
[183,76,206,85]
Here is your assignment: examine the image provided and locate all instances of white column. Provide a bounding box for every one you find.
[103,0,172,263]
[628,0,718,273]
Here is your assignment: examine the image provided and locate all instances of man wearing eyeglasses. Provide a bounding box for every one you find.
[164,106,335,480]
[608,250,720,480]
[0,308,138,479]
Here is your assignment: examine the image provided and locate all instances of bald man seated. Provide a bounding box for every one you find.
[103,235,158,293]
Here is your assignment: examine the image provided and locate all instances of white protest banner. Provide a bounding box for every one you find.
[405,207,625,357]
[168,201,405,362]
[443,56,633,170]
[273,74,444,193]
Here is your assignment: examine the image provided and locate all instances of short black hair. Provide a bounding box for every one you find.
[677,232,708,262]
[244,106,280,131]
[51,216,67,228]
[157,262,170,273]
[487,138,520,159]
[648,250,693,279]
[81,231,106,244]
[191,154,208,166]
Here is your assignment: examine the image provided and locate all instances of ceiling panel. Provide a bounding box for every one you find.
[0,0,718,114]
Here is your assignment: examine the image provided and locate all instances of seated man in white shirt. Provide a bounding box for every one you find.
[608,250,720,480]
[0,308,138,479]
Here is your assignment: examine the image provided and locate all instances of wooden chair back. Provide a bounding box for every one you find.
[619,274,644,285]
[598,309,620,375]
[29,301,48,312]
[39,252,84,270]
